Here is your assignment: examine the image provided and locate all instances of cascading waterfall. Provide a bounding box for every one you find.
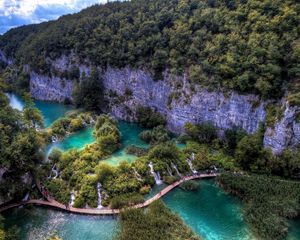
[70,191,75,206]
[186,153,197,174]
[171,163,181,177]
[22,192,30,201]
[166,165,173,176]
[148,162,162,185]
[97,182,103,209]
[51,135,59,143]
[48,164,59,179]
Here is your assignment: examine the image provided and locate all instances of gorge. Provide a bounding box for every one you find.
[1,0,300,239]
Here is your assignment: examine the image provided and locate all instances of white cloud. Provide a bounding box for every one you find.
[0,0,105,18]
[0,0,108,33]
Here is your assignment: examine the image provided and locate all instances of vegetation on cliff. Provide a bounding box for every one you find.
[1,0,300,102]
[117,200,201,240]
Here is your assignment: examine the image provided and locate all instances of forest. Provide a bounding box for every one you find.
[0,0,300,102]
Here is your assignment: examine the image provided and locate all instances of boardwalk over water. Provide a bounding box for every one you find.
[0,173,218,215]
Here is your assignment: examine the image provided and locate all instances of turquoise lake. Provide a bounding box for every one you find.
[4,181,300,240]
[6,93,73,127]
[3,207,117,240]
[46,121,148,166]
[5,93,300,240]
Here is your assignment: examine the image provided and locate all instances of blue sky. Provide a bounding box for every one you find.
[0,0,109,34]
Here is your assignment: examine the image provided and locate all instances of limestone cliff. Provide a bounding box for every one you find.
[4,54,300,154]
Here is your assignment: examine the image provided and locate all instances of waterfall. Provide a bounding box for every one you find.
[51,135,59,143]
[48,164,59,179]
[171,163,181,177]
[97,182,103,209]
[70,191,75,206]
[186,153,197,174]
[5,93,24,111]
[148,162,162,185]
[22,192,30,201]
[166,165,173,176]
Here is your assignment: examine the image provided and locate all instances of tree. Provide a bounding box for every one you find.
[184,122,217,144]
[23,93,44,128]
[73,67,103,111]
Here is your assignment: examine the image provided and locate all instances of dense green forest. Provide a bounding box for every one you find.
[0,0,300,101]
[0,88,44,202]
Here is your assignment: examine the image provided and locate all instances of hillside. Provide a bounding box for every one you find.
[0,0,300,101]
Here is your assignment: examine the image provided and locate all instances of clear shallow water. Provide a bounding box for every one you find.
[46,121,148,165]
[163,180,253,240]
[6,93,73,127]
[46,127,95,156]
[4,180,253,240]
[103,121,148,165]
[3,207,117,240]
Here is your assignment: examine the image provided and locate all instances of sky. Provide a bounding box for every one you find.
[0,0,109,34]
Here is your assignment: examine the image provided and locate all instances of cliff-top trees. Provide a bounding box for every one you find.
[2,0,299,101]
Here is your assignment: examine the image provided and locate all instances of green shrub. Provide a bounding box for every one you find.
[179,180,199,191]
[184,122,217,144]
[93,115,121,154]
[46,179,70,204]
[136,105,166,128]
[125,145,148,157]
[72,67,103,111]
[163,176,178,185]
[139,185,151,195]
[139,125,170,144]
[110,193,144,209]
[265,104,284,128]
[117,201,201,240]
[69,118,84,132]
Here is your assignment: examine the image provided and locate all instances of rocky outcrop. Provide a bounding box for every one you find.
[264,103,300,154]
[0,50,13,65]
[102,67,266,134]
[30,72,73,102]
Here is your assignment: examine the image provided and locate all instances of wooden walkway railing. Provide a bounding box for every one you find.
[0,173,218,215]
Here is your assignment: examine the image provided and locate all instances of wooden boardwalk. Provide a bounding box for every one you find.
[0,173,217,215]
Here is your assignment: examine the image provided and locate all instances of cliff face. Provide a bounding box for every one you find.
[102,67,266,134]
[264,104,300,154]
[30,72,73,102]
[4,54,300,154]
